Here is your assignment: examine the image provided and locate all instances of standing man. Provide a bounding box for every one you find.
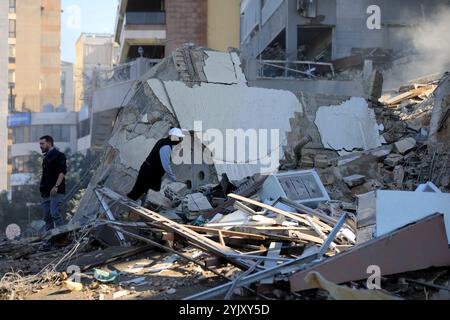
[39,135,67,231]
[127,128,185,201]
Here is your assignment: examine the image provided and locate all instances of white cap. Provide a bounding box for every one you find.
[169,128,185,138]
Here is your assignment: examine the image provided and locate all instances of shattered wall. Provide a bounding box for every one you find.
[73,48,304,223]
[429,73,450,152]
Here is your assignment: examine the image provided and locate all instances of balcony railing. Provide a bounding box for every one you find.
[257,60,335,80]
[125,11,166,25]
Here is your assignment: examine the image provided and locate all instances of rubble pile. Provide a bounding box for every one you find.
[1,48,450,300]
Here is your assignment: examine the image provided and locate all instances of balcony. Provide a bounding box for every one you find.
[125,11,166,25]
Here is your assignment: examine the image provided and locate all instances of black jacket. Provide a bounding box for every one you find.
[143,138,173,190]
[40,148,67,198]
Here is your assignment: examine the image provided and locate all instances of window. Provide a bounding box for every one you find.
[61,126,70,142]
[12,126,25,144]
[13,125,72,144]
[9,0,16,13]
[12,156,33,174]
[8,45,15,63]
[8,19,16,38]
[9,45,15,57]
[30,125,71,143]
[8,70,15,83]
[78,119,90,138]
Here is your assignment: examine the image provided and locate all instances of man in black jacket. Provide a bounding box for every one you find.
[39,135,67,231]
[127,128,185,201]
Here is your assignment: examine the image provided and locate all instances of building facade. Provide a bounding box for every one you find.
[207,0,240,52]
[74,33,115,112]
[0,0,62,193]
[114,0,240,63]
[11,0,61,112]
[61,61,75,111]
[241,0,449,63]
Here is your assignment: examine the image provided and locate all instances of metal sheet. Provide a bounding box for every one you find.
[290,213,450,292]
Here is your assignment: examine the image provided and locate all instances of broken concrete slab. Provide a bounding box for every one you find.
[428,73,450,152]
[314,154,330,168]
[144,190,173,210]
[203,51,247,85]
[147,66,303,180]
[384,154,403,167]
[393,165,405,185]
[314,97,385,155]
[343,174,366,187]
[375,190,450,244]
[183,193,213,213]
[394,137,416,154]
[290,214,450,292]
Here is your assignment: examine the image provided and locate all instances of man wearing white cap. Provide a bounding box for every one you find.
[127,128,185,201]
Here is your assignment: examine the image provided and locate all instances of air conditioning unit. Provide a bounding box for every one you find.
[297,0,318,18]
[259,169,330,209]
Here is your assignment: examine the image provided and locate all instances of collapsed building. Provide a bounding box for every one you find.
[1,47,450,301]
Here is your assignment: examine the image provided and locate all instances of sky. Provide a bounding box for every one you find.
[61,0,119,63]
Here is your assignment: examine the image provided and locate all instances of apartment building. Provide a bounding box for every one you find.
[0,0,62,193]
[61,61,75,111]
[240,0,448,64]
[114,0,240,63]
[11,0,61,112]
[74,33,115,112]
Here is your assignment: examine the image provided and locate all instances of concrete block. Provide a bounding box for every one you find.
[343,174,366,187]
[163,181,189,198]
[183,193,213,212]
[145,190,173,209]
[394,137,416,154]
[384,154,403,167]
[314,97,384,155]
[314,154,330,168]
[300,155,314,168]
[393,165,405,185]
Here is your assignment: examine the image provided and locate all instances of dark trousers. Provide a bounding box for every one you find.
[127,163,163,201]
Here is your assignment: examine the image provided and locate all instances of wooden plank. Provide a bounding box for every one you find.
[227,194,312,226]
[384,86,435,105]
[305,216,339,253]
[97,187,252,270]
[234,201,258,215]
[186,225,267,240]
[218,231,226,246]
[264,232,322,244]
[287,231,324,244]
[278,197,338,226]
[232,226,323,244]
